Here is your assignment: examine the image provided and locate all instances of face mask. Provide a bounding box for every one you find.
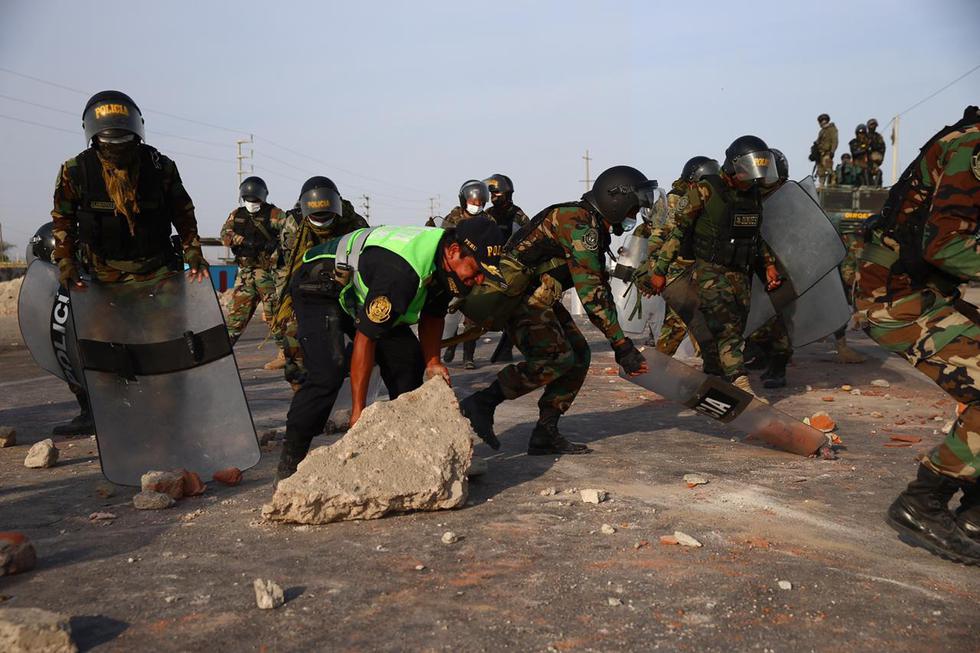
[243,200,262,214]
[439,253,474,298]
[97,140,138,167]
[465,204,482,216]
[307,216,335,235]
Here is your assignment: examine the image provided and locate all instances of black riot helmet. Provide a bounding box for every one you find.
[82,90,145,143]
[458,179,490,210]
[722,135,779,187]
[239,176,269,203]
[856,123,868,136]
[27,222,57,264]
[680,156,721,183]
[817,113,830,125]
[583,165,658,225]
[299,176,342,224]
[867,118,879,131]
[484,174,514,197]
[771,148,789,182]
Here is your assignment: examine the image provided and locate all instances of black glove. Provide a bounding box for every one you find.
[613,337,645,375]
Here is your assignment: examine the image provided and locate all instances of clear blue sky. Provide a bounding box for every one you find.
[0,0,977,256]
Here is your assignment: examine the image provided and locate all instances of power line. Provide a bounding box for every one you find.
[0,112,77,135]
[889,62,980,124]
[0,92,76,116]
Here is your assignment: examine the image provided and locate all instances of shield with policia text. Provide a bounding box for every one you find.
[69,271,259,486]
[18,259,83,385]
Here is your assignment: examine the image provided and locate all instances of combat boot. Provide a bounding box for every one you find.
[886,464,980,565]
[52,392,95,436]
[527,409,592,456]
[744,341,768,370]
[955,483,980,541]
[273,439,308,489]
[762,354,789,389]
[463,340,477,370]
[460,381,505,449]
[834,335,866,364]
[263,351,287,371]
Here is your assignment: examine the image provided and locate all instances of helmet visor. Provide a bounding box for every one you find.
[640,188,669,227]
[730,151,779,186]
[461,184,489,207]
[95,131,137,144]
[633,180,661,210]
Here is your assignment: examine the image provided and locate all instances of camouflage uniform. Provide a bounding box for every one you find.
[815,122,839,186]
[441,206,472,228]
[274,199,367,385]
[220,204,287,349]
[856,117,980,481]
[640,180,698,356]
[497,202,627,412]
[653,176,777,380]
[833,160,863,186]
[51,144,203,283]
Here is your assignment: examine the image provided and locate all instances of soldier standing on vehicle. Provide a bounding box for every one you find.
[811,114,838,187]
[855,106,980,565]
[867,118,886,188]
[850,124,872,184]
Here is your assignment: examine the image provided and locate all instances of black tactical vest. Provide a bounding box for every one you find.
[231,204,276,260]
[692,175,763,272]
[487,203,521,240]
[73,145,173,262]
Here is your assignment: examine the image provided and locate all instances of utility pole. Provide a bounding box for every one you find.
[580,149,592,193]
[429,196,438,221]
[0,221,5,263]
[360,195,370,222]
[890,115,900,185]
[236,134,254,190]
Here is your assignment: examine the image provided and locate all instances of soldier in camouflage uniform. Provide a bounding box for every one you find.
[441,180,493,369]
[460,166,653,455]
[855,107,980,564]
[811,114,838,187]
[866,118,886,188]
[647,137,784,397]
[850,124,872,184]
[220,177,287,369]
[831,214,868,364]
[637,156,720,361]
[833,153,862,186]
[50,90,208,435]
[272,177,368,388]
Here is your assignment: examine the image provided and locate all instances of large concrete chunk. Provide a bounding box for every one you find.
[0,608,77,653]
[263,378,473,524]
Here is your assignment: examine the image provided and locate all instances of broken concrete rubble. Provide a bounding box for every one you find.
[262,378,473,524]
[0,426,15,448]
[0,608,77,653]
[0,532,37,576]
[580,489,608,504]
[253,579,284,609]
[133,491,175,510]
[23,439,57,468]
[140,471,184,500]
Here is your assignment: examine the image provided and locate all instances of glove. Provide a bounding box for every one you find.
[184,248,210,278]
[613,337,645,375]
[57,259,84,289]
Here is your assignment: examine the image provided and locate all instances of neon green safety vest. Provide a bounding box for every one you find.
[302,226,445,325]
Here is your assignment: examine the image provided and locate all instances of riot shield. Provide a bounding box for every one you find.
[327,367,384,424]
[660,265,715,347]
[621,348,830,457]
[69,272,259,486]
[611,234,648,282]
[761,180,845,296]
[610,276,648,335]
[744,269,851,345]
[798,175,818,202]
[17,260,83,385]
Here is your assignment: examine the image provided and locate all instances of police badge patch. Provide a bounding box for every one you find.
[972,144,980,181]
[582,228,599,251]
[367,296,392,323]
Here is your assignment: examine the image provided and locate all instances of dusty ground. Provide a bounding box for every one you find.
[1,311,979,652]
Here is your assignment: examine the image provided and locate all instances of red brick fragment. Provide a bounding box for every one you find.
[177,469,206,496]
[889,435,922,444]
[212,467,243,486]
[659,535,679,545]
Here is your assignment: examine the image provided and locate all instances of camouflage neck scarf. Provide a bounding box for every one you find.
[97,146,141,236]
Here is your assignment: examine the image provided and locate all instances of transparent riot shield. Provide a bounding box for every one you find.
[18,260,83,385]
[744,269,851,346]
[69,272,259,486]
[621,348,830,457]
[660,265,715,347]
[761,180,845,296]
[611,233,648,283]
[610,276,648,336]
[798,175,819,202]
[327,367,385,425]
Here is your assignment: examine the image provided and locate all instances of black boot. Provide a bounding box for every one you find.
[956,483,980,541]
[527,410,592,456]
[273,437,309,489]
[443,344,457,363]
[744,341,768,370]
[463,340,477,370]
[490,334,514,363]
[762,354,789,389]
[886,464,980,565]
[52,390,95,436]
[460,381,504,449]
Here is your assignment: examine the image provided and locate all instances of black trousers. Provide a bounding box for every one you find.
[284,292,425,458]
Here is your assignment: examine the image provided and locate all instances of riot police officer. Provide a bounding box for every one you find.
[484,173,529,241]
[220,176,287,366]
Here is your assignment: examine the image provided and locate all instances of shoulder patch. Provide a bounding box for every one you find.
[972,143,980,181]
[582,228,599,251]
[366,296,392,323]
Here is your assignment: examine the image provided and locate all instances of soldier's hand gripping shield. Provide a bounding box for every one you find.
[743,179,849,343]
[18,259,83,385]
[621,347,831,457]
[69,272,260,486]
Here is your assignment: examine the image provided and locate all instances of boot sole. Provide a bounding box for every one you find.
[885,514,980,566]
[527,447,593,456]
